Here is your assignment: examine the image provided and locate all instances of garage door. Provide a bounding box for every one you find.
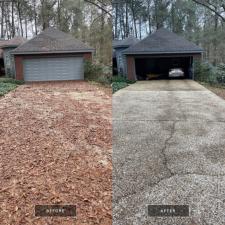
[23,57,84,81]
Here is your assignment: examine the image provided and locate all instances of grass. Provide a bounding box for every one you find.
[0,78,24,96]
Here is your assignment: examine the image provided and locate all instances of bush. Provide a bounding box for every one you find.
[96,74,112,85]
[216,63,225,84]
[112,75,136,84]
[0,78,24,85]
[194,61,217,84]
[0,83,17,96]
[112,82,128,93]
[84,61,111,85]
[111,75,127,83]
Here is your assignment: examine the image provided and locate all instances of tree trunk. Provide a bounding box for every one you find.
[213,9,218,65]
[125,2,129,37]
[57,0,61,28]
[1,2,4,38]
[17,2,23,37]
[130,1,137,38]
[33,0,38,35]
[11,1,15,37]
[114,3,118,38]
[25,17,28,38]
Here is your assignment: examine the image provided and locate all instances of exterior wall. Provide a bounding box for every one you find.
[15,52,93,81]
[115,47,127,75]
[126,56,136,81]
[83,53,92,61]
[3,47,17,78]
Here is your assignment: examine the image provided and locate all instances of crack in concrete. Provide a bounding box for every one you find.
[161,121,177,177]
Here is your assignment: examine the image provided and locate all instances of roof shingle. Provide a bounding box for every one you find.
[113,36,139,48]
[124,28,203,55]
[13,27,94,54]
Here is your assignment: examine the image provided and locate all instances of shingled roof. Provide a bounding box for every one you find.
[13,27,94,54]
[0,37,26,58]
[113,36,139,48]
[124,28,203,55]
[2,36,27,48]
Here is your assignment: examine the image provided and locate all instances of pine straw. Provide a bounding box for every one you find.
[0,81,112,225]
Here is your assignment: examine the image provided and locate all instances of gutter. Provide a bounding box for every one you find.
[123,50,204,55]
[12,49,95,55]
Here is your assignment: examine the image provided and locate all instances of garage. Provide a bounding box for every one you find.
[13,27,94,81]
[23,57,84,81]
[135,56,193,80]
[123,28,203,81]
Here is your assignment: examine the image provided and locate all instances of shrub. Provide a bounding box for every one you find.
[84,61,111,85]
[0,83,17,96]
[216,63,225,84]
[112,82,128,93]
[194,61,217,84]
[0,78,24,85]
[97,74,112,85]
[112,75,136,84]
[111,75,127,83]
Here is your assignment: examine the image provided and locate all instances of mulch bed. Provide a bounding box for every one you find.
[0,81,112,225]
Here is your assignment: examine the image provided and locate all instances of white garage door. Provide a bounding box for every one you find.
[23,57,84,81]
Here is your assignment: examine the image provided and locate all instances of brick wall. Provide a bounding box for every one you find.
[14,55,23,80]
[126,56,136,81]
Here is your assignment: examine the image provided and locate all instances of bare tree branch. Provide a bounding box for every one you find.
[84,0,112,17]
[192,0,225,22]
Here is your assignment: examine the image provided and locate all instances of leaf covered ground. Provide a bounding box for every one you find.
[0,81,112,225]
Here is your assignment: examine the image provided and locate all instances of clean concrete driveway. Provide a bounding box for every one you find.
[113,80,225,225]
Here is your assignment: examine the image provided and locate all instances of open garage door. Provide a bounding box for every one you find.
[135,56,193,80]
[23,57,84,81]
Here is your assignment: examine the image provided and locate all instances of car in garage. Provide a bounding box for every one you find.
[169,68,184,78]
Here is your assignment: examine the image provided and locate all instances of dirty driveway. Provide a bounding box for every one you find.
[0,81,112,225]
[113,80,225,225]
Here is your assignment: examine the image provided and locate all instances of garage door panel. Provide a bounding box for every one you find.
[23,57,84,81]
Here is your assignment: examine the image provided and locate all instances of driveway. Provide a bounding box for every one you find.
[0,81,112,225]
[113,80,225,225]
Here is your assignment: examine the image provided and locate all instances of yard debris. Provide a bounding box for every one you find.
[0,81,112,225]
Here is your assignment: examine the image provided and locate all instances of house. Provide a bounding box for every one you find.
[123,28,203,80]
[1,37,27,77]
[113,36,139,75]
[13,27,94,82]
[0,39,7,76]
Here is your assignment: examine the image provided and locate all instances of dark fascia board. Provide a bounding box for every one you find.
[12,49,95,55]
[124,50,204,55]
[113,44,130,49]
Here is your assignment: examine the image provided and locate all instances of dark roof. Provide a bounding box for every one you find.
[124,28,203,55]
[113,36,139,48]
[2,36,27,48]
[13,27,94,54]
[0,37,26,58]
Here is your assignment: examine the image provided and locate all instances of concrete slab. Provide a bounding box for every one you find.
[113,80,225,225]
